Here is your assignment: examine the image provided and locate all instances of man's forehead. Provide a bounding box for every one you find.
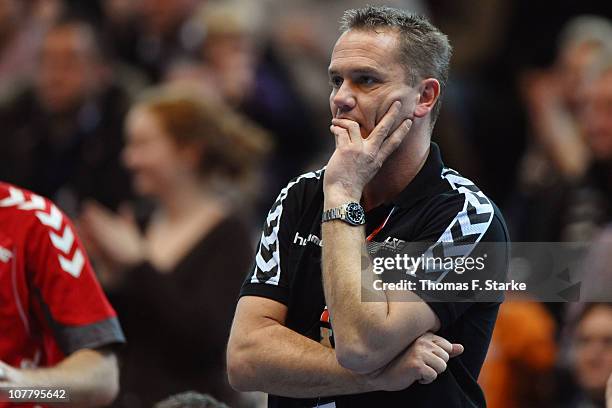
[329,29,401,72]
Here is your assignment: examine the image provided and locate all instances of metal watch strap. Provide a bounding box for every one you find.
[322,206,345,223]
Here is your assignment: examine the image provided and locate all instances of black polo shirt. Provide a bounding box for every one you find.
[240,142,510,407]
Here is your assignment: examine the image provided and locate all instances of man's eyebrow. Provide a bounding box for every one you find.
[328,67,382,77]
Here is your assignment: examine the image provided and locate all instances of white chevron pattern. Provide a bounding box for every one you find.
[59,249,84,278]
[50,226,75,254]
[251,168,324,285]
[0,187,25,207]
[420,169,494,282]
[0,186,84,278]
[18,194,46,211]
[35,204,62,230]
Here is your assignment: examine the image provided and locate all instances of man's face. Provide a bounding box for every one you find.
[328,29,418,139]
[36,26,97,114]
[573,305,612,400]
[581,70,612,161]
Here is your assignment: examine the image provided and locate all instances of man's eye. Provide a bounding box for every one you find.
[357,76,376,85]
[329,76,343,88]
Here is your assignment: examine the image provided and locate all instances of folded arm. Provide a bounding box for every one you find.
[321,200,440,374]
[227,296,457,398]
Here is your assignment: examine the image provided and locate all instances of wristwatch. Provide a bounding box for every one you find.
[321,202,366,226]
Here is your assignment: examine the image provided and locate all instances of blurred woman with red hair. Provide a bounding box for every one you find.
[80,85,270,407]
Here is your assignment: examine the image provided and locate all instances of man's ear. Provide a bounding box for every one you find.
[413,78,440,119]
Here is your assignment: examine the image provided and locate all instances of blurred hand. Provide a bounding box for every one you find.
[521,69,563,115]
[0,360,27,394]
[79,201,145,271]
[366,332,464,391]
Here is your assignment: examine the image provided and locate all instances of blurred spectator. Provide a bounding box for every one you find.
[155,391,229,408]
[193,2,322,213]
[577,225,612,302]
[0,0,62,103]
[79,86,270,407]
[479,299,558,408]
[556,48,612,242]
[509,18,612,242]
[0,18,132,217]
[521,16,612,184]
[101,0,205,82]
[563,303,612,408]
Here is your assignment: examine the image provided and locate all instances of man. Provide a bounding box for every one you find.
[0,19,132,216]
[0,182,125,407]
[227,6,508,407]
[565,303,612,408]
[514,16,612,243]
[561,49,612,254]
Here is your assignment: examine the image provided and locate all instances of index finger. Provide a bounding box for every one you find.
[366,100,402,147]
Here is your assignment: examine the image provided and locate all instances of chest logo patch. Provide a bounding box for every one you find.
[293,231,322,247]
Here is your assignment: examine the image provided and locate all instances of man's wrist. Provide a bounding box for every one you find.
[323,188,362,210]
[346,369,379,393]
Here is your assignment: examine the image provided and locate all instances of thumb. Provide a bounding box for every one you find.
[450,343,464,357]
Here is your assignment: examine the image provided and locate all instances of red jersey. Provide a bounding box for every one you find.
[0,183,125,407]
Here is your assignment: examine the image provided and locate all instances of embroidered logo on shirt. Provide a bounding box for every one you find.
[293,231,322,247]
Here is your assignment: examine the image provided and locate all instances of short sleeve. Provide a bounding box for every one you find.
[26,201,125,354]
[239,173,314,305]
[408,195,509,331]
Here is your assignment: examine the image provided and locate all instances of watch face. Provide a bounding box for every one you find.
[346,202,365,225]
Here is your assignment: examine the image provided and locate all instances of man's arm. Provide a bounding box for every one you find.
[227,296,459,398]
[0,348,119,407]
[321,214,440,374]
[322,103,440,373]
[227,296,369,397]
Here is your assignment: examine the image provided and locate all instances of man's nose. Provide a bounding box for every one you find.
[332,82,356,114]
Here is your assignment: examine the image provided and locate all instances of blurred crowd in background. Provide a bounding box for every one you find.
[0,0,611,407]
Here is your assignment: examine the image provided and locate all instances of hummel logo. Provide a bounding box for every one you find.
[293,231,322,247]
